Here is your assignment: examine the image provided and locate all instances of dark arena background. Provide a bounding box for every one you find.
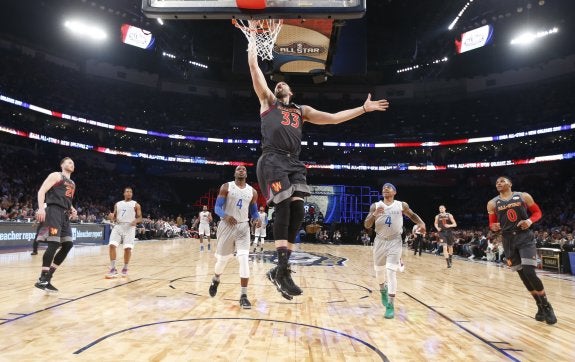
[1,0,575,361]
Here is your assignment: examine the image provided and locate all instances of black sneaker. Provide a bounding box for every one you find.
[45,282,58,293]
[31,251,38,255]
[34,279,48,290]
[543,303,557,325]
[535,304,545,322]
[209,279,220,297]
[277,266,303,296]
[239,294,252,309]
[266,267,293,301]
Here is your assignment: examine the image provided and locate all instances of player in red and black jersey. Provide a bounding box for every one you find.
[247,29,390,299]
[487,176,557,324]
[434,205,457,268]
[34,157,78,292]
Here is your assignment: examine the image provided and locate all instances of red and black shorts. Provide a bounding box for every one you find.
[501,230,537,271]
[439,229,455,245]
[37,205,73,243]
[256,152,310,206]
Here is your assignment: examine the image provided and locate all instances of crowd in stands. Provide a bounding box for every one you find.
[1,40,574,259]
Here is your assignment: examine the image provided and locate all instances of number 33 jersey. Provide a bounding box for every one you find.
[374,200,404,237]
[224,181,254,223]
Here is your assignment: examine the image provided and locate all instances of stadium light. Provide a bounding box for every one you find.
[64,20,107,41]
[448,0,477,31]
[510,27,558,45]
[157,18,164,25]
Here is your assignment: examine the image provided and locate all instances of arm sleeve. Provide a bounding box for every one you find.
[528,203,542,223]
[488,213,498,227]
[214,197,226,218]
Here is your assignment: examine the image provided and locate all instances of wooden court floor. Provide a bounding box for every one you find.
[0,238,573,361]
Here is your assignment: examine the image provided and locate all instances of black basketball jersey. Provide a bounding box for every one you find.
[45,173,75,209]
[491,192,529,232]
[260,100,303,155]
[436,212,452,228]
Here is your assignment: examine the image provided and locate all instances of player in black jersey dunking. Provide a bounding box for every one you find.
[34,157,78,292]
[247,30,390,299]
[487,176,557,324]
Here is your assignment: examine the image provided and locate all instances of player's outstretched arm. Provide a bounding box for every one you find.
[247,29,274,106]
[303,93,389,125]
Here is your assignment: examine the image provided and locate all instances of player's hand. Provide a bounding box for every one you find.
[490,222,501,232]
[517,219,532,230]
[373,207,384,218]
[363,93,390,113]
[417,223,426,234]
[254,219,262,228]
[223,215,238,226]
[36,208,46,223]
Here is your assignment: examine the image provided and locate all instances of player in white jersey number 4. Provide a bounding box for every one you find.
[364,183,426,319]
[208,166,260,309]
[106,187,142,278]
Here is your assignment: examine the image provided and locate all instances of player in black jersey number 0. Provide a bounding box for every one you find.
[247,25,390,299]
[487,176,557,324]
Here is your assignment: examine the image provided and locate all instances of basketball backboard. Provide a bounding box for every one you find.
[142,0,366,20]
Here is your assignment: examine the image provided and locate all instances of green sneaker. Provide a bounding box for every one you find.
[380,285,389,306]
[384,302,395,319]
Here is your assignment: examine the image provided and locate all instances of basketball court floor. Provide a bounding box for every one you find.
[0,239,573,361]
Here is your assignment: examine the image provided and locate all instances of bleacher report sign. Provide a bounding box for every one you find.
[0,222,106,248]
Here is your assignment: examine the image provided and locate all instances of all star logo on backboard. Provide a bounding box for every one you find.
[260,250,347,266]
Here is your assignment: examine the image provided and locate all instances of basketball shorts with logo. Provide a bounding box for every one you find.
[502,230,537,270]
[256,152,311,206]
[439,230,455,245]
[373,235,402,271]
[36,205,72,243]
[198,223,210,237]
[215,220,250,258]
[109,224,136,249]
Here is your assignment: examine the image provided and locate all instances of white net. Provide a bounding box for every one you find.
[234,19,283,60]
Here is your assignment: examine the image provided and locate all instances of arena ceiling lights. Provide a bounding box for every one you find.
[448,0,476,31]
[63,19,107,41]
[510,27,558,46]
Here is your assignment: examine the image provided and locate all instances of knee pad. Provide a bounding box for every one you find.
[518,265,543,291]
[42,242,60,267]
[214,254,233,275]
[273,199,290,241]
[53,241,73,266]
[287,200,304,243]
[237,253,250,279]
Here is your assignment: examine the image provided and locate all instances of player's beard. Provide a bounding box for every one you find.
[275,89,290,101]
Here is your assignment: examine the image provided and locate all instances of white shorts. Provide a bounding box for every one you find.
[198,223,210,237]
[109,224,136,249]
[373,234,402,271]
[254,226,266,238]
[215,221,250,258]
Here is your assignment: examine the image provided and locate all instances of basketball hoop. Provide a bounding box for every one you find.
[233,18,283,61]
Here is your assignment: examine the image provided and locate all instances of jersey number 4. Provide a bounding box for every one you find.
[281,111,300,128]
[236,199,243,209]
[385,216,392,227]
